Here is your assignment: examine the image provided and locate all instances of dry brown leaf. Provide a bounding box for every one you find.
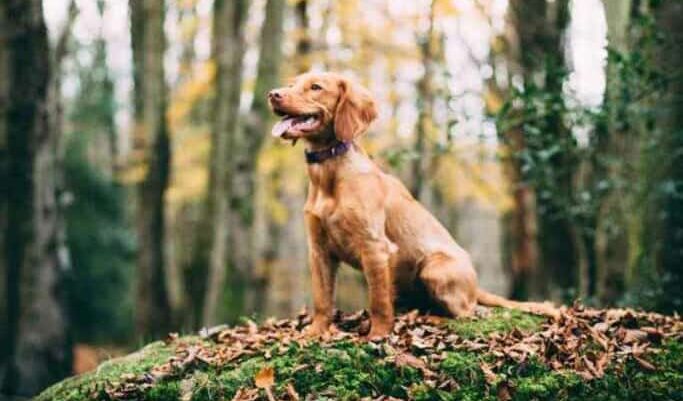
[394,353,426,369]
[497,382,512,401]
[254,366,276,401]
[620,329,647,344]
[480,362,497,384]
[164,332,179,344]
[254,366,275,389]
[231,387,260,401]
[286,383,300,400]
[633,355,656,371]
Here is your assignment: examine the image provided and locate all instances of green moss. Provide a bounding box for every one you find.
[35,341,177,401]
[446,308,544,339]
[189,342,422,400]
[36,313,682,401]
[146,381,181,401]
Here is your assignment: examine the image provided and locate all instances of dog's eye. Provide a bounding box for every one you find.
[311,83,322,91]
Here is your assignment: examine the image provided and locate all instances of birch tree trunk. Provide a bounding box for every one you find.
[130,0,173,338]
[1,0,71,395]
[202,0,247,326]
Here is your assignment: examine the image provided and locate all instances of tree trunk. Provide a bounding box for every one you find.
[594,0,633,305]
[202,0,248,326]
[0,0,9,373]
[294,0,312,73]
[411,0,436,201]
[504,1,540,301]
[177,0,198,85]
[239,0,286,314]
[501,0,544,300]
[1,0,71,395]
[655,1,683,313]
[130,0,172,339]
[93,0,119,177]
[506,0,571,300]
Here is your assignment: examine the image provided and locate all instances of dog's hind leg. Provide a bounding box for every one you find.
[418,252,478,318]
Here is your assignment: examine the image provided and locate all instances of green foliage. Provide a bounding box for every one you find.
[63,131,135,344]
[62,31,137,344]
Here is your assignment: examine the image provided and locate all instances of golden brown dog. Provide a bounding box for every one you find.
[268,72,558,339]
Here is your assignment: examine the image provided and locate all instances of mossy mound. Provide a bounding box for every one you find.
[37,307,682,401]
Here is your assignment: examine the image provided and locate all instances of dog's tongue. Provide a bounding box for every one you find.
[272,116,295,137]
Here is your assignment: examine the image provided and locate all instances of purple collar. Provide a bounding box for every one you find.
[304,141,351,164]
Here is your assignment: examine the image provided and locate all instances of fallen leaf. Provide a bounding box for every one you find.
[394,353,426,369]
[480,362,497,384]
[254,366,275,389]
[286,383,300,400]
[164,332,179,344]
[633,355,656,371]
[497,382,512,401]
[254,366,276,401]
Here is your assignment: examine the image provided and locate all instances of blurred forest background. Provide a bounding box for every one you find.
[1,0,682,397]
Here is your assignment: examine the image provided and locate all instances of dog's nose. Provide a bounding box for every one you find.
[268,90,282,100]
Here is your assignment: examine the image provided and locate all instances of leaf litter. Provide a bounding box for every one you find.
[104,303,681,400]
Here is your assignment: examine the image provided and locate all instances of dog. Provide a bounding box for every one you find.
[268,72,558,339]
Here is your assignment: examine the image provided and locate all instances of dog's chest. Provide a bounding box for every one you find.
[308,194,362,266]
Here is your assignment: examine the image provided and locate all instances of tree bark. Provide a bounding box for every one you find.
[411,0,436,201]
[239,0,286,314]
[0,0,9,373]
[506,0,571,300]
[655,1,683,313]
[501,0,545,300]
[294,0,312,73]
[260,0,310,317]
[130,0,173,338]
[595,0,633,305]
[177,0,199,85]
[1,0,71,395]
[202,0,248,326]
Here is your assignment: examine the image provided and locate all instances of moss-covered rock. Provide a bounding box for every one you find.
[36,308,682,401]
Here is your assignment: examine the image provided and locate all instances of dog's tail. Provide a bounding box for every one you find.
[476,288,560,319]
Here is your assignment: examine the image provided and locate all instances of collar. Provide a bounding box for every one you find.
[304,141,351,164]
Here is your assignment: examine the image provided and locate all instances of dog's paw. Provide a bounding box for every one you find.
[302,322,338,339]
[365,324,393,341]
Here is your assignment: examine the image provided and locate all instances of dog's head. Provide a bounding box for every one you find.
[268,72,377,143]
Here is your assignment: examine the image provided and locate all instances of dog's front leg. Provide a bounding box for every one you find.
[361,239,394,339]
[304,214,338,337]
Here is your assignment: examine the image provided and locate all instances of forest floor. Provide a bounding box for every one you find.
[37,305,682,401]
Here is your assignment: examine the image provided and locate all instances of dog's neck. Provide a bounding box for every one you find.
[306,146,353,193]
[305,145,365,195]
[304,125,374,193]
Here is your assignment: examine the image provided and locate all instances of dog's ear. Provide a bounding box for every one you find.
[334,78,378,142]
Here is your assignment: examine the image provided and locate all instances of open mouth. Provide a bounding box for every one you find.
[271,111,322,138]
